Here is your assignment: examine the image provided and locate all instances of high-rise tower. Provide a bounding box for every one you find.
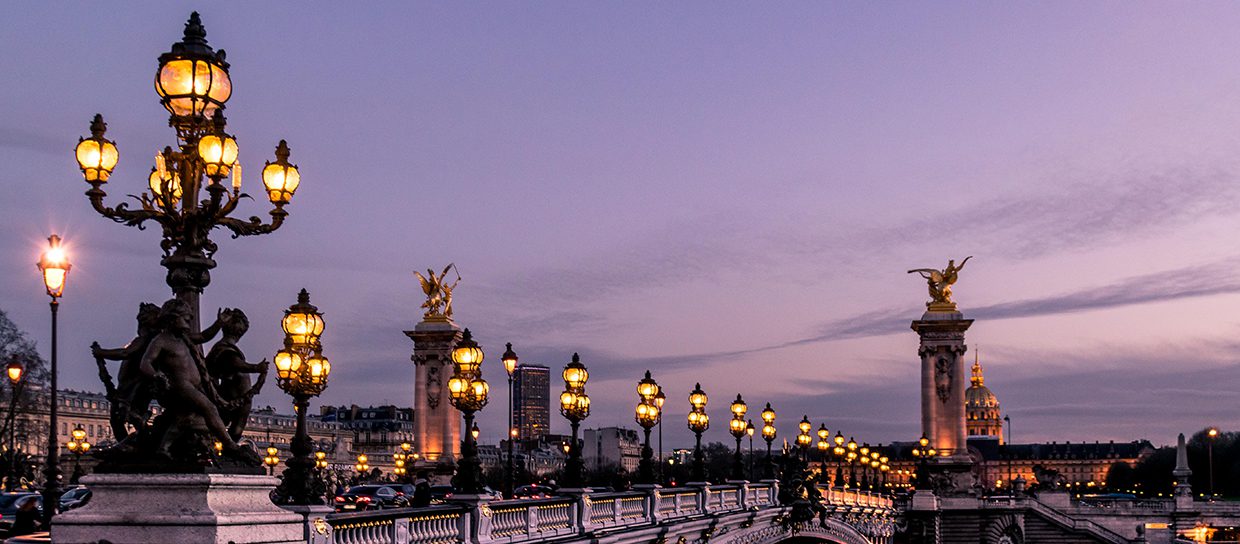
[512,365,550,440]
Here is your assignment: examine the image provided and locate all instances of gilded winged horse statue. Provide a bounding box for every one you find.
[908,256,971,308]
[414,264,461,319]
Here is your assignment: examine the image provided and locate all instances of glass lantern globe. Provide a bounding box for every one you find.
[761,403,775,424]
[75,115,119,183]
[38,235,71,299]
[688,383,707,411]
[637,370,659,401]
[154,13,231,119]
[502,342,519,377]
[730,394,747,417]
[798,416,811,435]
[563,353,588,390]
[5,358,23,384]
[282,289,324,349]
[262,140,300,206]
[198,117,238,178]
[451,329,484,377]
[148,167,184,206]
[817,424,829,441]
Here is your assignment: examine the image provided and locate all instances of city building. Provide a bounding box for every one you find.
[321,404,415,472]
[244,406,353,472]
[583,427,641,473]
[965,355,1003,443]
[512,365,550,440]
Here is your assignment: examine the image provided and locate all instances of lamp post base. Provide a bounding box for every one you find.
[53,473,303,544]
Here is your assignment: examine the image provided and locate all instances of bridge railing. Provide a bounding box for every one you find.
[323,482,891,544]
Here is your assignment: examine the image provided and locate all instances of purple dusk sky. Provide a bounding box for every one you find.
[3,3,1240,450]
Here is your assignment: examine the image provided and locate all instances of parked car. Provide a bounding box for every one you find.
[59,487,92,511]
[0,493,42,535]
[512,484,555,499]
[429,485,455,503]
[333,485,408,512]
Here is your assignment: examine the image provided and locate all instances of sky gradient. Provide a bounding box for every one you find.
[3,2,1240,451]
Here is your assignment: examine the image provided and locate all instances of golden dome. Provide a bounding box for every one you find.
[966,351,1004,442]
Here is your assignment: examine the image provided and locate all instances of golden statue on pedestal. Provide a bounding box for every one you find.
[415,264,461,320]
[908,256,971,310]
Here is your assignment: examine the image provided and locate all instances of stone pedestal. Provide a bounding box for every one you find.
[911,309,973,459]
[405,318,463,468]
[53,473,303,544]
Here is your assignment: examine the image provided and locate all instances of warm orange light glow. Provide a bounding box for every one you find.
[38,235,71,299]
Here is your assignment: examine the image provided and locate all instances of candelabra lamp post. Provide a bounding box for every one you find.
[654,390,666,484]
[846,437,858,488]
[502,343,518,498]
[728,395,748,481]
[271,289,332,505]
[74,13,303,337]
[314,451,328,471]
[863,446,872,493]
[760,403,776,480]
[263,446,280,476]
[796,416,812,462]
[867,450,881,491]
[746,420,755,481]
[66,426,91,484]
[355,454,369,483]
[686,384,709,482]
[37,234,70,526]
[816,424,830,485]
[635,371,661,485]
[446,329,489,495]
[3,357,24,492]
[879,454,890,491]
[833,432,846,488]
[910,435,936,489]
[558,354,590,488]
[393,449,407,482]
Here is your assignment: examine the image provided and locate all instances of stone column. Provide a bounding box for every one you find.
[911,308,972,458]
[406,317,463,473]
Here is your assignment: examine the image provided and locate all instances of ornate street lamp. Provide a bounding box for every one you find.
[36,234,69,526]
[355,454,370,482]
[728,394,748,481]
[859,443,871,490]
[263,446,280,476]
[75,12,302,336]
[3,356,24,492]
[502,343,518,499]
[559,353,589,488]
[448,329,489,495]
[66,426,91,484]
[846,437,858,488]
[393,448,407,481]
[760,403,776,480]
[634,371,661,485]
[910,435,936,489]
[654,390,666,484]
[746,420,755,481]
[686,383,709,482]
[271,289,332,505]
[833,432,846,489]
[314,450,328,471]
[816,424,830,485]
[796,416,812,461]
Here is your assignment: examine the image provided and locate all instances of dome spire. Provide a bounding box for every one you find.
[971,347,984,386]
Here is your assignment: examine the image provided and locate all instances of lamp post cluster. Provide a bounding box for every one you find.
[634,371,662,485]
[911,434,937,489]
[271,289,332,505]
[448,329,489,495]
[66,426,91,484]
[686,384,709,482]
[263,446,280,476]
[394,442,412,483]
[761,404,777,480]
[559,354,590,488]
[728,395,748,481]
[355,454,370,482]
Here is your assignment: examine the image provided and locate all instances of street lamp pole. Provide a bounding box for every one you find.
[502,343,518,499]
[271,289,332,505]
[728,394,748,481]
[37,234,70,527]
[447,329,489,495]
[746,420,755,481]
[1208,427,1219,499]
[655,391,666,485]
[760,403,776,480]
[3,357,24,492]
[559,354,590,488]
[635,371,661,485]
[687,384,709,482]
